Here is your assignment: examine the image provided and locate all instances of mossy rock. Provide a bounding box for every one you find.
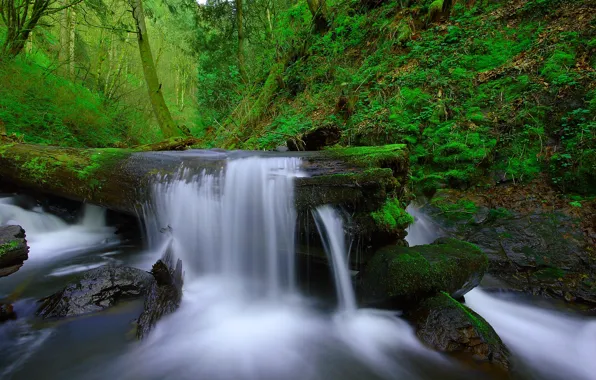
[360,238,488,307]
[324,144,409,178]
[0,225,29,277]
[404,292,510,374]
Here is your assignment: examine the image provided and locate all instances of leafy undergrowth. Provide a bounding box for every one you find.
[216,0,596,195]
[0,52,146,148]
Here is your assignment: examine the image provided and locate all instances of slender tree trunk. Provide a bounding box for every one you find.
[306,0,329,34]
[129,0,184,138]
[236,0,247,82]
[59,4,69,67]
[68,7,77,80]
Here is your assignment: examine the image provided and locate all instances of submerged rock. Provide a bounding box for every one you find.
[405,292,510,373]
[136,255,183,339]
[37,265,154,319]
[0,303,16,322]
[0,225,29,277]
[360,238,488,307]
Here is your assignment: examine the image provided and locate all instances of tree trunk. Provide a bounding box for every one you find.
[306,0,329,34]
[129,0,184,138]
[59,4,70,68]
[236,0,247,82]
[68,7,77,80]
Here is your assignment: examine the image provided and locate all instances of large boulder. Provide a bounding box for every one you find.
[360,238,488,307]
[404,292,510,373]
[0,225,29,277]
[423,192,596,304]
[37,265,154,319]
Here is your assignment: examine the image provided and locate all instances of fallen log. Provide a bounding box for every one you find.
[0,142,409,263]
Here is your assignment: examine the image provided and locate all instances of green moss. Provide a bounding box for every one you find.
[431,196,478,222]
[326,144,408,174]
[22,157,52,183]
[535,267,566,280]
[363,238,488,302]
[440,291,499,346]
[0,240,20,256]
[371,198,414,232]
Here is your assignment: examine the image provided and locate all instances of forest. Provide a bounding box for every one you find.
[0,0,596,379]
[0,0,594,196]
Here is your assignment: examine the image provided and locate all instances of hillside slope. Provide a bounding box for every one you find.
[213,0,596,195]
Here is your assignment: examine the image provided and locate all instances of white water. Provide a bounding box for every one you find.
[405,204,596,380]
[313,206,356,312]
[106,157,452,380]
[466,289,596,380]
[405,204,441,246]
[0,198,118,267]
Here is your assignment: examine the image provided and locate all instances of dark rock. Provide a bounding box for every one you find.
[0,303,16,322]
[426,201,596,304]
[136,253,183,339]
[287,126,341,151]
[404,292,510,373]
[360,238,488,307]
[37,265,154,319]
[0,225,29,277]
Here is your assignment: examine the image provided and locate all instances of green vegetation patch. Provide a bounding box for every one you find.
[0,240,20,257]
[371,198,414,232]
[363,238,488,302]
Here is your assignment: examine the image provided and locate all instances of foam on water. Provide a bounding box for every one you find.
[106,157,452,380]
[406,203,596,380]
[0,197,118,269]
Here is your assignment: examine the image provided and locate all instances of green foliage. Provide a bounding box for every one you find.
[0,240,20,256]
[371,198,414,232]
[0,54,143,147]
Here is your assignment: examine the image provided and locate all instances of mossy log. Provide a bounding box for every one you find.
[0,143,409,221]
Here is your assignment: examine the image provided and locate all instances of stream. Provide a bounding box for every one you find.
[0,155,594,379]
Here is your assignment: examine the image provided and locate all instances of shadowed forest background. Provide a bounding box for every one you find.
[0,0,595,196]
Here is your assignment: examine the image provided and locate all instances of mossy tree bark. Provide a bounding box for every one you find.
[129,0,185,139]
[0,0,82,59]
[235,0,247,82]
[306,0,329,34]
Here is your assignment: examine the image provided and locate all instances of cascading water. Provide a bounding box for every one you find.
[0,197,118,268]
[144,156,301,293]
[313,206,356,312]
[405,203,441,246]
[99,156,456,380]
[405,203,596,380]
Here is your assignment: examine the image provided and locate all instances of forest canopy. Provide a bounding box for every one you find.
[0,0,595,194]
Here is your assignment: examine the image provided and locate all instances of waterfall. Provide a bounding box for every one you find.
[405,204,441,247]
[144,157,302,295]
[107,156,451,380]
[313,206,356,312]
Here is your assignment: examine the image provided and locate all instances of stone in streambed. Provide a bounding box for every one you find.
[37,265,154,319]
[404,292,510,373]
[136,256,183,339]
[360,238,488,307]
[0,303,16,322]
[0,225,29,277]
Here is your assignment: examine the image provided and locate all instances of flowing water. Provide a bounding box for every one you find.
[405,204,596,380]
[102,156,460,380]
[1,152,594,379]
